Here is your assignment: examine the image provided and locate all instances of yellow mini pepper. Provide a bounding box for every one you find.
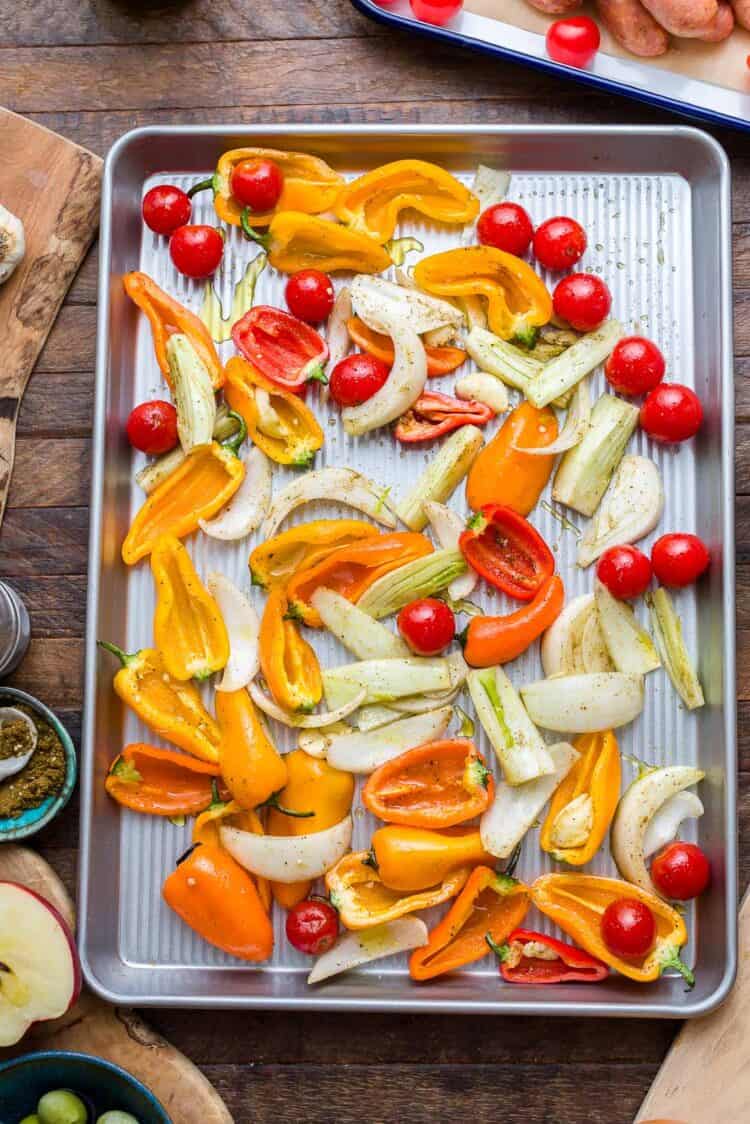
[224,356,323,468]
[259,588,323,713]
[215,687,287,810]
[249,519,378,591]
[193,796,273,913]
[151,536,229,681]
[370,825,495,893]
[414,246,552,346]
[98,642,222,764]
[326,850,470,931]
[251,212,391,275]
[540,730,621,866]
[334,159,479,243]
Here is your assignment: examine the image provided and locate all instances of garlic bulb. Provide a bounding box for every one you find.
[0,204,25,284]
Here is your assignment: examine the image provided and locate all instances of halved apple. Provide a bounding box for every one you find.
[0,881,81,1046]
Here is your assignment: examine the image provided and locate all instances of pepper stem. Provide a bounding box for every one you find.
[175,842,201,867]
[222,409,248,456]
[362,849,378,871]
[98,640,135,667]
[258,791,315,819]
[457,625,469,650]
[659,946,696,990]
[306,364,329,386]
[485,933,510,961]
[503,841,523,879]
[187,177,215,199]
[240,208,271,248]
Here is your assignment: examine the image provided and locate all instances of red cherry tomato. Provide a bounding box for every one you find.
[409,0,463,25]
[286,899,339,956]
[601,898,656,959]
[532,216,587,272]
[596,545,652,600]
[230,159,284,213]
[605,336,665,397]
[397,598,456,656]
[651,533,710,588]
[477,202,534,257]
[286,270,335,323]
[553,272,611,331]
[640,383,703,445]
[169,225,224,279]
[126,400,178,456]
[142,185,191,236]
[651,841,711,901]
[329,353,390,407]
[546,16,600,68]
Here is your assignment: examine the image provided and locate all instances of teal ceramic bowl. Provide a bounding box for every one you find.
[0,1051,171,1122]
[0,686,77,841]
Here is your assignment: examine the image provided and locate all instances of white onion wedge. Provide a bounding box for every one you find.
[350,275,463,336]
[327,707,453,774]
[595,581,661,676]
[261,468,396,539]
[342,306,427,436]
[520,673,644,733]
[308,918,428,984]
[577,455,664,568]
[388,687,461,714]
[643,792,705,858]
[355,704,404,732]
[221,815,353,883]
[298,722,352,759]
[248,681,366,728]
[540,594,594,677]
[199,448,271,540]
[480,743,579,859]
[423,501,477,600]
[516,377,591,456]
[207,574,260,692]
[580,610,614,674]
[311,588,409,660]
[326,286,352,376]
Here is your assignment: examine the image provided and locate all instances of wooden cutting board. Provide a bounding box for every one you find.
[636,892,749,1123]
[0,108,101,526]
[0,845,233,1124]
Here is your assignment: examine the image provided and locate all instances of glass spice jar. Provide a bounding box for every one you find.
[0,581,30,678]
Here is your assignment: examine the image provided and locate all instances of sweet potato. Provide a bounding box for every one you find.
[595,0,669,56]
[731,0,750,29]
[525,0,583,12]
[639,0,718,34]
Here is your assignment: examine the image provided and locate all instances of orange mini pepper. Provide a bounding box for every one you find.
[224,356,323,468]
[371,825,495,893]
[362,739,493,828]
[151,535,229,681]
[285,531,433,627]
[215,687,287,810]
[540,730,621,866]
[104,743,224,816]
[259,588,323,712]
[461,574,565,668]
[346,317,467,378]
[259,213,391,275]
[123,271,224,390]
[193,797,272,913]
[466,400,559,515]
[249,519,378,591]
[163,841,273,962]
[409,868,529,981]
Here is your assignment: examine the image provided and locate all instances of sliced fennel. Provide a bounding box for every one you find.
[357,550,468,620]
[595,580,661,676]
[520,673,644,733]
[200,253,266,343]
[455,372,510,416]
[326,707,453,773]
[326,286,352,376]
[355,703,406,732]
[525,320,623,409]
[643,791,705,858]
[468,666,554,786]
[342,304,427,436]
[311,588,409,660]
[580,609,614,673]
[577,455,664,568]
[298,722,352,760]
[646,588,705,711]
[552,394,639,517]
[540,593,594,677]
[350,275,463,336]
[198,447,271,540]
[456,294,488,332]
[261,468,396,539]
[206,573,259,692]
[308,919,428,984]
[465,326,543,396]
[480,742,579,859]
[471,165,511,214]
[423,500,478,600]
[165,333,217,454]
[515,377,591,456]
[396,426,484,531]
[323,657,453,709]
[386,236,424,266]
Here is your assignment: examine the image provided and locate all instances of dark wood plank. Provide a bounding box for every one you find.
[0,507,89,576]
[6,637,84,708]
[17,371,93,437]
[8,438,90,508]
[7,575,87,635]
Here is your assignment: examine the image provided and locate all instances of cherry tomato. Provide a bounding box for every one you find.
[601,898,656,959]
[329,353,390,407]
[286,899,339,956]
[142,185,191,236]
[651,841,711,901]
[286,270,335,323]
[552,272,611,331]
[640,383,703,445]
[605,336,665,397]
[409,0,463,25]
[398,598,456,656]
[546,16,600,69]
[230,159,284,213]
[169,224,224,279]
[477,202,534,257]
[651,533,710,588]
[126,400,178,456]
[596,545,652,600]
[532,216,587,272]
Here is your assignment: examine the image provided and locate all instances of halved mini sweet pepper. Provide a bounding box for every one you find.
[267,749,355,910]
[460,574,565,668]
[259,588,324,713]
[531,873,694,985]
[540,730,621,866]
[325,850,470,930]
[253,212,391,275]
[394,390,494,444]
[98,642,222,763]
[414,247,552,345]
[490,927,609,984]
[105,743,224,816]
[231,307,328,393]
[459,504,555,602]
[224,356,324,467]
[193,794,272,913]
[466,401,559,515]
[123,271,224,390]
[215,686,288,810]
[347,316,467,378]
[334,159,479,243]
[409,868,529,981]
[285,531,433,627]
[370,825,495,892]
[121,415,247,565]
[362,739,494,828]
[151,535,229,681]
[249,519,378,591]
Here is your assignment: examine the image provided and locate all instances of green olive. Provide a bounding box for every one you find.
[96,1115,140,1124]
[37,1090,88,1124]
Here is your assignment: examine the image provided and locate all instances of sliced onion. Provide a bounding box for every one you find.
[423,501,477,600]
[298,722,353,760]
[342,306,427,437]
[248,681,366,728]
[643,792,705,858]
[308,918,428,984]
[326,286,352,376]
[311,587,409,660]
[540,594,594,678]
[577,455,664,568]
[480,742,578,859]
[199,447,271,540]
[261,468,396,539]
[327,706,453,774]
[207,574,260,692]
[387,687,461,714]
[350,275,462,336]
[520,673,644,733]
[221,815,353,882]
[514,376,591,456]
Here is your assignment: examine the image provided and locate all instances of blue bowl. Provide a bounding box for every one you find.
[0,1050,171,1122]
[0,686,77,841]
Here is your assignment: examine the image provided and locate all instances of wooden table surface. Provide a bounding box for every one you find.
[0,2,747,1120]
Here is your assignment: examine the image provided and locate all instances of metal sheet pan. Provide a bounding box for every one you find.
[352,0,750,134]
[80,124,736,1016]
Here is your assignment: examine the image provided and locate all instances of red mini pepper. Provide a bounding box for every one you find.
[231,305,328,393]
[395,391,494,443]
[489,927,609,984]
[461,574,564,667]
[459,504,554,601]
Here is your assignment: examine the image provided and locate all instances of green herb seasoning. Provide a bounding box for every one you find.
[0,718,33,761]
[0,705,66,818]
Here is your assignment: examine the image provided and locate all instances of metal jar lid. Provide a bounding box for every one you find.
[0,581,30,679]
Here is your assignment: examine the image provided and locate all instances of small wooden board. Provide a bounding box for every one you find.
[636,893,749,1123]
[0,108,101,525]
[0,845,233,1124]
